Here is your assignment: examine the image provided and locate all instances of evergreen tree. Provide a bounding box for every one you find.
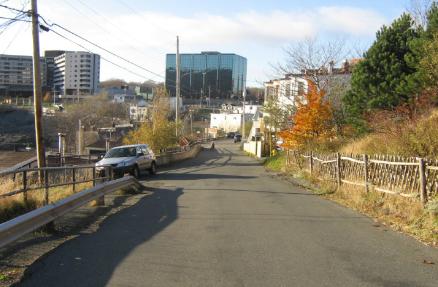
[344,14,419,130]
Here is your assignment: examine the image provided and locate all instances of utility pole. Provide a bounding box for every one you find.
[241,89,246,140]
[175,36,180,137]
[31,0,46,169]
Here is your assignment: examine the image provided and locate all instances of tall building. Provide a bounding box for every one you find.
[165,51,247,102]
[52,51,100,95]
[0,54,47,97]
[44,50,65,91]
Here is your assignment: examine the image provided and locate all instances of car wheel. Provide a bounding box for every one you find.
[132,165,140,179]
[149,162,157,175]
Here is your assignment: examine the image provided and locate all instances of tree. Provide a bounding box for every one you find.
[344,13,420,130]
[123,86,177,152]
[275,37,348,90]
[53,92,129,150]
[279,81,334,151]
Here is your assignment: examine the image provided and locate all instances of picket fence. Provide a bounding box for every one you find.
[285,150,438,206]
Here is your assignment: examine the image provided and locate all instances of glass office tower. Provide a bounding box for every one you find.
[165,52,247,102]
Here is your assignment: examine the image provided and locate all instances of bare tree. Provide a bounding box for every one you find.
[273,37,348,89]
[407,0,435,27]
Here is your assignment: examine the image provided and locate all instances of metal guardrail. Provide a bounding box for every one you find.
[0,176,143,248]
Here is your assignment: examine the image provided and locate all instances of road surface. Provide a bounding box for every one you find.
[18,141,438,287]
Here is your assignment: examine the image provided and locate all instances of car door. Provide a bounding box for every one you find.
[136,146,147,170]
[141,145,153,168]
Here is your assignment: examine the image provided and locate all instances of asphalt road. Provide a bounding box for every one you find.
[17,141,438,287]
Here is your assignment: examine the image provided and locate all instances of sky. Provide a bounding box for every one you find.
[0,0,412,87]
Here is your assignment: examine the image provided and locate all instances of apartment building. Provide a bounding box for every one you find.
[52,51,100,95]
[0,54,46,97]
[264,75,308,109]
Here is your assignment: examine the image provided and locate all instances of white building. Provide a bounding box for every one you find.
[53,51,100,95]
[130,104,149,122]
[220,104,261,115]
[264,75,308,109]
[210,113,242,133]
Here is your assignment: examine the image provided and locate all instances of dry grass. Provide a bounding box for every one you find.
[342,109,438,157]
[0,177,93,223]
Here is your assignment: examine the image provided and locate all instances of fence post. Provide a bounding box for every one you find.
[22,170,28,207]
[44,169,49,205]
[418,158,427,206]
[336,152,342,189]
[309,151,313,175]
[72,167,76,193]
[363,154,369,193]
[92,166,96,187]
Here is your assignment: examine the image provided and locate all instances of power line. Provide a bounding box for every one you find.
[0,3,28,14]
[47,27,192,94]
[38,15,196,94]
[46,21,165,80]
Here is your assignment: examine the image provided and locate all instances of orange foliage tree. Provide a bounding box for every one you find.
[279,81,334,150]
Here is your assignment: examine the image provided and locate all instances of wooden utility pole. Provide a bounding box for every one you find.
[31,0,46,169]
[175,36,180,137]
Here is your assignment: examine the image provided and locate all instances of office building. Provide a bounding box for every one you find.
[0,54,46,97]
[52,51,100,95]
[165,51,247,102]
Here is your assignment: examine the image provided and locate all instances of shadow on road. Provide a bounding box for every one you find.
[155,173,256,181]
[16,186,183,287]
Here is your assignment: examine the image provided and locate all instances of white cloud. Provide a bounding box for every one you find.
[318,6,387,36]
[0,1,389,83]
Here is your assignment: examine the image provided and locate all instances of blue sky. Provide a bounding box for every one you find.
[1,0,412,86]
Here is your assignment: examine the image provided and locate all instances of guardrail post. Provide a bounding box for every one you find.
[94,166,105,206]
[44,169,49,205]
[363,154,369,193]
[336,152,342,189]
[418,158,427,206]
[22,170,28,207]
[72,167,76,193]
[309,151,314,175]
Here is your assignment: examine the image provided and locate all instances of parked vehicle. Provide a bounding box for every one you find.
[95,144,156,179]
[227,132,236,138]
[234,134,242,143]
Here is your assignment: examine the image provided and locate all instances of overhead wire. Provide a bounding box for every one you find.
[46,25,192,94]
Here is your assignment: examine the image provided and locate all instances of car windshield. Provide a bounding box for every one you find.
[105,147,137,158]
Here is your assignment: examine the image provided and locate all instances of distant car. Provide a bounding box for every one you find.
[95,144,156,179]
[234,134,242,143]
[227,132,236,138]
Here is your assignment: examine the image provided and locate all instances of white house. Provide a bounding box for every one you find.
[264,75,308,109]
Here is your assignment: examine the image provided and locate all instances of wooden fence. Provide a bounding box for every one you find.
[286,150,438,206]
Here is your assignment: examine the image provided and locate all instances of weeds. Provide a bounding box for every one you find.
[265,153,286,172]
[0,177,92,223]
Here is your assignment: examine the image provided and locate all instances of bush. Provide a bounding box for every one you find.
[342,109,438,158]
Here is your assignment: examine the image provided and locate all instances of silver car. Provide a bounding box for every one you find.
[95,144,157,178]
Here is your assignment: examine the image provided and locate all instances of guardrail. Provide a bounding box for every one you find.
[0,165,113,207]
[0,176,143,248]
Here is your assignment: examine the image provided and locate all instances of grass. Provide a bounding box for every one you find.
[272,162,438,247]
[0,177,93,223]
[265,152,286,172]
